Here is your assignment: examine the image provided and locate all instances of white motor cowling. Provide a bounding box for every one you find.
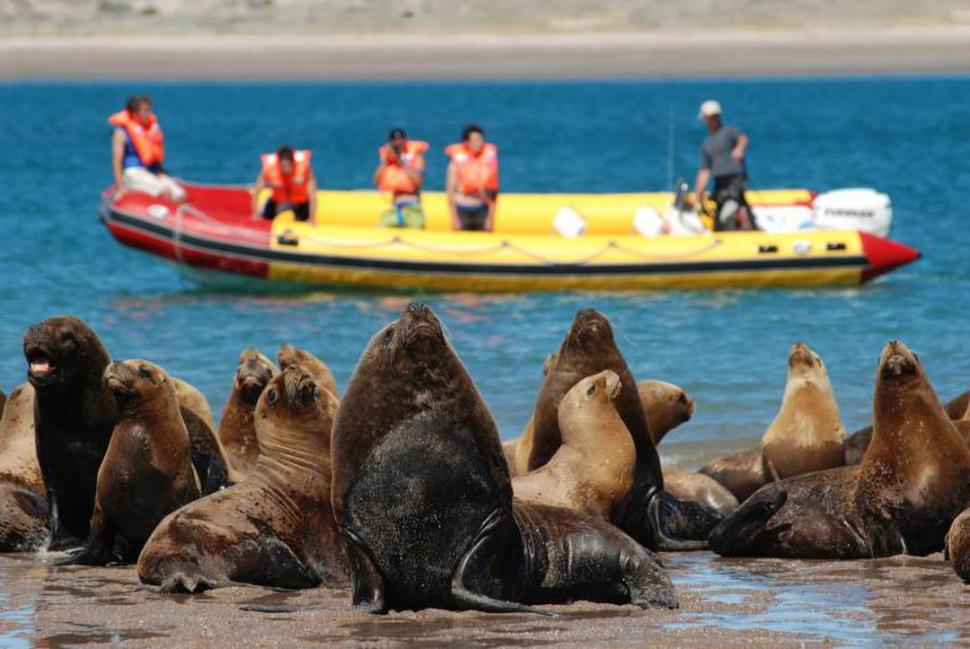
[812,188,892,237]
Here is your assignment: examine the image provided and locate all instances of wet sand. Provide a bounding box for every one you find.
[3,27,970,80]
[3,549,969,647]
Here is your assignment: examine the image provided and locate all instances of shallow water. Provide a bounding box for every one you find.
[1,77,969,645]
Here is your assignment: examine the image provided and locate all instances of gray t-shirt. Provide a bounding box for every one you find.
[700,125,746,179]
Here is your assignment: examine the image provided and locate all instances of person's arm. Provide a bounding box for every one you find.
[306,170,318,225]
[403,155,425,189]
[111,130,126,192]
[693,168,710,202]
[485,193,497,232]
[372,159,387,188]
[731,132,749,162]
[251,171,265,218]
[445,161,460,229]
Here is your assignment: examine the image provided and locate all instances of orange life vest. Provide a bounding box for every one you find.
[445,142,499,195]
[261,150,312,204]
[376,140,429,194]
[108,110,165,167]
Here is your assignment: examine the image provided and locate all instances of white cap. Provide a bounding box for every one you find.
[698,100,722,119]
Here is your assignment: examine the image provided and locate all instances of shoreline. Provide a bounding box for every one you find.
[3,26,970,80]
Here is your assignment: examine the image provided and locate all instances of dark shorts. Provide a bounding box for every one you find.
[456,204,489,231]
[712,174,755,230]
[262,200,310,222]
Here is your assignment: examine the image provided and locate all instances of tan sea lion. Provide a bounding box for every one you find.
[512,370,635,519]
[697,447,767,503]
[65,361,200,565]
[331,303,676,613]
[662,468,738,518]
[278,344,338,398]
[946,508,970,582]
[710,341,970,558]
[0,383,49,550]
[138,365,346,592]
[25,316,118,549]
[638,380,695,446]
[216,348,277,477]
[171,377,215,429]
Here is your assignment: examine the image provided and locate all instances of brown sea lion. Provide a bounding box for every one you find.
[0,383,49,551]
[138,365,346,592]
[171,377,215,429]
[278,344,338,397]
[25,316,118,549]
[946,508,970,582]
[331,303,676,614]
[638,380,695,446]
[216,348,277,478]
[845,390,970,465]
[65,361,200,565]
[662,468,738,518]
[710,341,970,559]
[697,448,767,503]
[512,370,635,519]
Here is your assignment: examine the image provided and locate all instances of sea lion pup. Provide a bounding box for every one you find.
[216,348,277,478]
[946,508,970,582]
[65,361,200,565]
[25,316,118,549]
[638,380,695,446]
[512,370,635,519]
[710,341,970,559]
[138,365,345,592]
[845,390,970,465]
[277,344,338,398]
[331,303,676,614]
[524,309,704,550]
[0,383,49,551]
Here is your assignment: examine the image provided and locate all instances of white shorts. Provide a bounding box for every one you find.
[122,167,187,202]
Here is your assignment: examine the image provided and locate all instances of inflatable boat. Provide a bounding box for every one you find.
[99,184,920,292]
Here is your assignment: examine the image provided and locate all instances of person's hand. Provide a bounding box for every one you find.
[731,148,744,162]
[684,193,697,209]
[385,150,399,165]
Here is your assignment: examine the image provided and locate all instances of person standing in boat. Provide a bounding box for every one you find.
[692,100,755,230]
[445,124,499,232]
[251,146,318,224]
[109,95,186,202]
[374,128,428,229]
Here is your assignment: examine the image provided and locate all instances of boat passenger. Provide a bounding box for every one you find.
[374,128,428,229]
[109,95,186,202]
[692,100,755,231]
[252,146,318,224]
[445,124,499,232]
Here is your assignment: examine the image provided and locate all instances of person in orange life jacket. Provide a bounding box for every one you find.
[373,128,428,229]
[109,95,186,202]
[251,146,318,224]
[445,124,499,232]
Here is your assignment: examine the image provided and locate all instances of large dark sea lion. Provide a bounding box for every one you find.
[25,316,118,549]
[217,348,277,477]
[512,370,635,519]
[331,303,676,614]
[278,344,338,397]
[710,341,970,559]
[845,390,970,465]
[66,361,200,565]
[138,365,346,592]
[0,383,49,550]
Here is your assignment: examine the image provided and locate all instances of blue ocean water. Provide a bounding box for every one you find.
[0,77,968,458]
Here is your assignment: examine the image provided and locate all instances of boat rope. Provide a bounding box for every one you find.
[173,204,271,244]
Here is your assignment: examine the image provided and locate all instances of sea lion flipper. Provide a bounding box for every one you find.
[708,487,789,556]
[57,512,116,566]
[340,527,387,613]
[645,489,709,551]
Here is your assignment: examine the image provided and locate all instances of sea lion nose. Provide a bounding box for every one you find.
[406,302,432,318]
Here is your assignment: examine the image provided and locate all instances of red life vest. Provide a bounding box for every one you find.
[376,140,429,194]
[108,110,165,167]
[261,150,312,204]
[445,142,499,195]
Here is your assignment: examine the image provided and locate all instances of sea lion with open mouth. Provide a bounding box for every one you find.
[331,303,676,614]
[216,348,278,478]
[138,365,346,592]
[64,360,200,565]
[710,341,970,559]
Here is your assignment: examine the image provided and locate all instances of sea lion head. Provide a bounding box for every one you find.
[370,302,455,388]
[638,380,695,445]
[787,342,826,379]
[256,364,335,451]
[560,369,621,420]
[24,316,109,393]
[234,348,277,405]
[560,309,615,360]
[103,359,172,411]
[877,340,923,387]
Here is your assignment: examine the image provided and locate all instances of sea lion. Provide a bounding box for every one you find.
[65,361,200,565]
[638,380,695,446]
[0,383,49,551]
[845,390,970,465]
[946,508,970,582]
[697,448,767,503]
[25,316,118,549]
[138,365,346,592]
[331,303,676,614]
[171,377,215,429]
[662,468,738,518]
[710,341,970,559]
[512,370,635,519]
[278,344,338,398]
[216,348,277,478]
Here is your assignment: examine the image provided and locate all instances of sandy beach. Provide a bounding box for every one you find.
[3,27,970,80]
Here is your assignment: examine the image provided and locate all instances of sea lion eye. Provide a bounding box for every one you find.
[382,326,395,344]
[267,388,279,405]
[60,331,77,347]
[138,365,151,379]
[587,383,597,396]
